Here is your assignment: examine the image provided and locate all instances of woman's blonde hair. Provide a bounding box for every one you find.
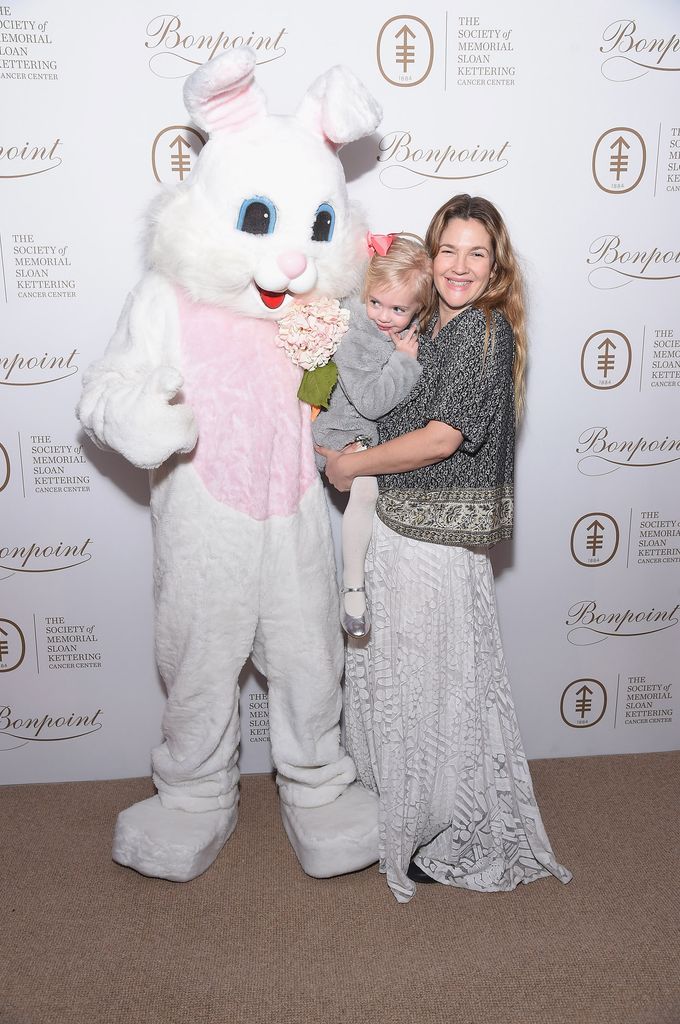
[424,194,527,417]
[362,236,433,330]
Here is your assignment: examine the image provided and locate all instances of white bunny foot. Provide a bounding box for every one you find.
[112,795,237,882]
[280,783,379,878]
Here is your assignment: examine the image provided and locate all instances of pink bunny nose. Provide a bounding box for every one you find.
[277,251,307,280]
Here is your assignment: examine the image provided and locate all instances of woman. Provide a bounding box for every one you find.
[316,194,571,903]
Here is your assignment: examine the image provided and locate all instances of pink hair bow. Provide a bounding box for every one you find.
[366,231,396,257]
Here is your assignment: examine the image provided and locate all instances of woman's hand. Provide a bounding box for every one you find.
[314,444,358,492]
[316,422,462,491]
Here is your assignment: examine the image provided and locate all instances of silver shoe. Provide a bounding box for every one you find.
[341,586,371,638]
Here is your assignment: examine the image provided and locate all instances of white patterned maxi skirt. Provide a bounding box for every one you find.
[344,518,572,904]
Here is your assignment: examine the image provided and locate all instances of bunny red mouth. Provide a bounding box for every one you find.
[256,286,287,309]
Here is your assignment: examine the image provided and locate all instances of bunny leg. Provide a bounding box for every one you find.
[112,473,260,881]
[257,482,379,877]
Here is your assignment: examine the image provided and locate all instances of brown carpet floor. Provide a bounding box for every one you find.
[1,752,679,1024]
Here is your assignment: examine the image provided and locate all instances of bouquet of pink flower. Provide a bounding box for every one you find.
[276,298,350,410]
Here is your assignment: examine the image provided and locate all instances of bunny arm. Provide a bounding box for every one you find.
[77,273,198,470]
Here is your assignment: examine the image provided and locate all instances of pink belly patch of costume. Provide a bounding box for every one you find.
[176,287,317,519]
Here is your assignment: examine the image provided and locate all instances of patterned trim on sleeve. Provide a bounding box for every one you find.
[376,485,514,548]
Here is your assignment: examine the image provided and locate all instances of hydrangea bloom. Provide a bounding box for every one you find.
[276,298,350,371]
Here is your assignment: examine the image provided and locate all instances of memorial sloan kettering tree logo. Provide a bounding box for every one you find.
[592,128,646,194]
[377,15,434,86]
[570,514,620,567]
[581,330,632,389]
[587,235,680,289]
[560,679,607,728]
[600,19,680,82]
[144,15,287,77]
[576,427,680,476]
[0,618,26,673]
[152,126,205,184]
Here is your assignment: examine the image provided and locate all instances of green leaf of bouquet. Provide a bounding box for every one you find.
[297,362,338,409]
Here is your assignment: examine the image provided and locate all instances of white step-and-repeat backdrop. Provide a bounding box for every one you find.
[2,1,679,784]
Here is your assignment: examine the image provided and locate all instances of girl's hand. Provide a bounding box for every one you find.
[391,322,419,359]
[314,444,357,492]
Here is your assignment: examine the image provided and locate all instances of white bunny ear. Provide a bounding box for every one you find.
[183,47,267,136]
[297,66,382,149]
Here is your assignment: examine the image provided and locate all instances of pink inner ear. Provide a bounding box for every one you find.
[200,80,264,134]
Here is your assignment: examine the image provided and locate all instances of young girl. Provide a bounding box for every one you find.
[312,234,432,637]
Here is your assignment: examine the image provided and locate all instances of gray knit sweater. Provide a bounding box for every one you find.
[312,296,422,459]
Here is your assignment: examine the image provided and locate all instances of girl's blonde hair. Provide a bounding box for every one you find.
[424,194,527,417]
[362,236,433,331]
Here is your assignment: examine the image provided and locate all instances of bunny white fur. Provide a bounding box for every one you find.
[78,49,381,882]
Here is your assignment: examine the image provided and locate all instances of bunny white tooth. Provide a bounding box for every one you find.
[253,256,290,293]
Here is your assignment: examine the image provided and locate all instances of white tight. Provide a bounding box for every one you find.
[341,476,379,616]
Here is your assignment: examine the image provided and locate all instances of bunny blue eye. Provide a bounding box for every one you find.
[237,196,277,235]
[312,203,335,242]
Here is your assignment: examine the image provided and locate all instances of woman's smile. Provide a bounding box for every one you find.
[442,275,474,292]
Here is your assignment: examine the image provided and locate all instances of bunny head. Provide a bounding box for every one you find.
[148,48,382,319]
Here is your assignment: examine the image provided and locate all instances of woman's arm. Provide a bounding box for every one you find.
[316,420,462,492]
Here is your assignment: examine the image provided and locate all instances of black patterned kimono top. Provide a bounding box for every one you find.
[376,305,515,548]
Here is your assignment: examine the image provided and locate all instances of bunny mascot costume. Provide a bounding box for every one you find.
[77,48,381,882]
